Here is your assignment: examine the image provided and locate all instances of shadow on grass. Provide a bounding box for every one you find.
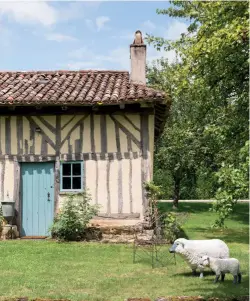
[159,202,249,225]
[171,270,216,278]
[178,229,189,240]
[192,227,249,244]
[159,202,211,213]
[182,275,249,298]
[228,204,249,225]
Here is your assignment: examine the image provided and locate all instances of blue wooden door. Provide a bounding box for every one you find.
[21,162,54,237]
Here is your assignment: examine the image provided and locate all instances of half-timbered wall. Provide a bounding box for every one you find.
[0,112,154,220]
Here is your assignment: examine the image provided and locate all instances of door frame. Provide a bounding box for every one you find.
[19,160,57,237]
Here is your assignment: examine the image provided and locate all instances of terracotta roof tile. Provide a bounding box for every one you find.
[0,70,166,105]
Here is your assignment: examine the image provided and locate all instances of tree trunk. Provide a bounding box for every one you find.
[173,177,181,210]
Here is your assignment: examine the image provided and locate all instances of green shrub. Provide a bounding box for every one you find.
[50,190,100,241]
[143,181,163,226]
[143,181,188,243]
[153,168,173,199]
[144,181,163,201]
[161,212,189,243]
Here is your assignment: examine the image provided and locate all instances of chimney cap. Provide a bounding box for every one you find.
[132,30,144,45]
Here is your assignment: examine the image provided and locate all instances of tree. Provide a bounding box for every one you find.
[211,141,249,228]
[147,59,205,208]
[146,1,248,223]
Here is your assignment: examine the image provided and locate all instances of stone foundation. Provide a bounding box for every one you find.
[85,224,157,244]
[85,225,139,243]
[101,233,135,243]
[1,225,19,240]
[90,218,142,227]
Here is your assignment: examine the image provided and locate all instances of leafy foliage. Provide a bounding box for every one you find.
[50,190,99,241]
[147,60,203,207]
[144,181,163,201]
[146,1,248,225]
[161,212,189,243]
[143,181,163,224]
[211,141,249,228]
[144,181,188,242]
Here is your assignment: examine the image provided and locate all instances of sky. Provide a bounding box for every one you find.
[0,1,189,72]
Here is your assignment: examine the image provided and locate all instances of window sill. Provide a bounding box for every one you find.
[59,191,84,195]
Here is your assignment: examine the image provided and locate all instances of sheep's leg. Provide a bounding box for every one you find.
[199,268,204,279]
[192,269,196,276]
[233,275,237,284]
[221,273,225,282]
[237,273,242,284]
[214,275,220,283]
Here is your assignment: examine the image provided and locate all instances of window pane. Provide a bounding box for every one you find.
[62,164,71,176]
[63,177,71,190]
[73,177,81,189]
[73,163,81,176]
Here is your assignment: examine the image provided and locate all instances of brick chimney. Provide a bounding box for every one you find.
[130,30,146,85]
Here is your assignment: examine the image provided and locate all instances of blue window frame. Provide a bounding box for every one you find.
[60,161,84,192]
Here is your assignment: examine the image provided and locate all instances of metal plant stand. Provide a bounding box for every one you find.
[133,212,176,268]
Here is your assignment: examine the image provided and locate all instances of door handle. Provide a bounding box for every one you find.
[47,192,50,201]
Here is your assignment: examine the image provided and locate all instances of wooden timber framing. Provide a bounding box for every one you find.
[90,114,95,153]
[0,112,150,156]
[0,160,5,201]
[129,151,133,213]
[16,116,23,154]
[5,116,11,154]
[56,116,61,156]
[54,158,60,214]
[106,153,111,215]
[117,158,123,214]
[0,105,154,115]
[110,114,141,149]
[140,113,150,215]
[0,103,167,141]
[13,161,21,231]
[100,115,107,153]
[0,105,156,227]
[0,152,142,162]
[26,116,56,151]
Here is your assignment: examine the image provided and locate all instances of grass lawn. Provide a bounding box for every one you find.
[0,202,248,301]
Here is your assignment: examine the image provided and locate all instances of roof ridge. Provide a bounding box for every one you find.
[0,71,166,105]
[0,70,129,74]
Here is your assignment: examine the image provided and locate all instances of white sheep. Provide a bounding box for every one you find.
[199,255,242,284]
[169,238,230,278]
